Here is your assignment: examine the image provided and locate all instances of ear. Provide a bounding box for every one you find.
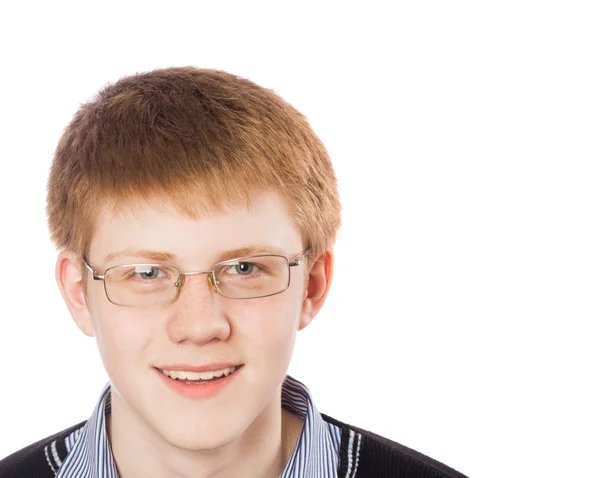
[299,249,334,331]
[56,250,95,337]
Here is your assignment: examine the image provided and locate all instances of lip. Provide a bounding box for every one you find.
[154,365,243,400]
[155,363,242,373]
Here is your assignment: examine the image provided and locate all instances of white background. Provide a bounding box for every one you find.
[0,2,599,477]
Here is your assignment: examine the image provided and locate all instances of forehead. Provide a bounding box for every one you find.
[88,191,303,266]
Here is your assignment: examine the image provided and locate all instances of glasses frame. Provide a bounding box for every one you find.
[83,249,310,307]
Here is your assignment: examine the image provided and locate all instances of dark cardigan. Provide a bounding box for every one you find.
[0,416,468,477]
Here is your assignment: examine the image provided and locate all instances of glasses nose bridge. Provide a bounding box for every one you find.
[177,269,218,293]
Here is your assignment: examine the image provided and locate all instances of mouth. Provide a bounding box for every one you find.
[156,365,243,385]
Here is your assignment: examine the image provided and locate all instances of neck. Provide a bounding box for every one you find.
[108,391,304,478]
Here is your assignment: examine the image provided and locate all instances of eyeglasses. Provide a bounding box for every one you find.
[83,250,310,308]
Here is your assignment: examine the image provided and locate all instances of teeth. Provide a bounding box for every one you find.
[199,371,214,380]
[161,366,238,381]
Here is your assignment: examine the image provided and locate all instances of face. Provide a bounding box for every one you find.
[57,191,332,451]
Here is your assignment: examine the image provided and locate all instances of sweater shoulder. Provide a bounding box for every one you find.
[322,414,468,478]
[0,421,86,478]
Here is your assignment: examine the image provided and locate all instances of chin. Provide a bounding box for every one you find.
[157,421,242,452]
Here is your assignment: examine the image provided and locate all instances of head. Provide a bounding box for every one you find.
[47,67,341,450]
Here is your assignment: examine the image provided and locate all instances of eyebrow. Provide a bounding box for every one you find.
[103,245,289,265]
[215,245,288,262]
[103,249,177,263]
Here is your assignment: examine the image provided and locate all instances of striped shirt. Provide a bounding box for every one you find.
[53,376,342,477]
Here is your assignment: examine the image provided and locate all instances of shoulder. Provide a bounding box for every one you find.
[0,421,86,478]
[322,414,468,478]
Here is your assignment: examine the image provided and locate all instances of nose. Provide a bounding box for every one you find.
[166,273,231,345]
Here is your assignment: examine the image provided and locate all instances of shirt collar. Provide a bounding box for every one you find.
[57,376,339,478]
[280,376,340,477]
[57,382,117,478]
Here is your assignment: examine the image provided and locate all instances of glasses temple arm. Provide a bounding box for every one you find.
[289,247,312,267]
[83,259,104,280]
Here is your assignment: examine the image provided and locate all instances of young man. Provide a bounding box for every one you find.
[0,67,467,477]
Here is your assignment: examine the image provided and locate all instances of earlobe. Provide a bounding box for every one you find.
[299,250,334,330]
[56,250,95,337]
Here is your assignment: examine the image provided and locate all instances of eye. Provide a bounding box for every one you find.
[226,261,259,276]
[133,266,164,280]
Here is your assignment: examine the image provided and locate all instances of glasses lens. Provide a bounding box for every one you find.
[213,255,290,299]
[104,265,180,307]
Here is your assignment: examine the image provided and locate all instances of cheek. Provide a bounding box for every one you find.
[231,292,302,355]
[89,296,155,374]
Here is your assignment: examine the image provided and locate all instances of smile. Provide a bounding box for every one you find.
[159,366,241,382]
[154,364,242,399]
